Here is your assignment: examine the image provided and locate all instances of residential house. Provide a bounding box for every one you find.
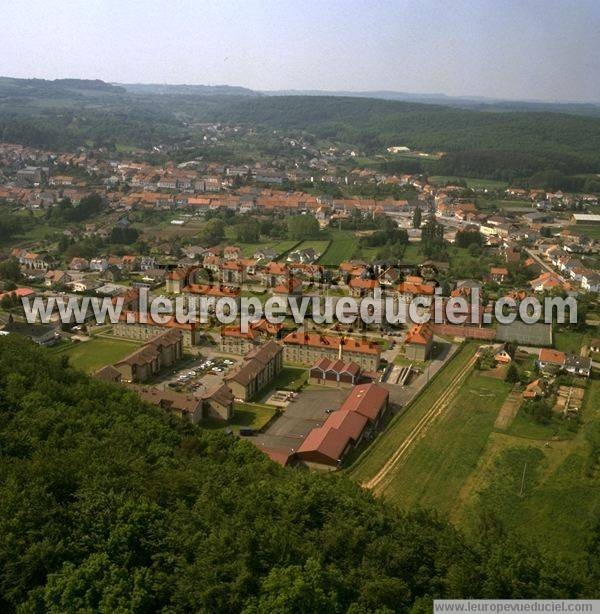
[404,322,434,361]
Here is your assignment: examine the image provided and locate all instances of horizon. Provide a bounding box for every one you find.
[2,0,599,104]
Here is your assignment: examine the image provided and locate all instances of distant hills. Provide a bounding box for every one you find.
[120,83,258,97]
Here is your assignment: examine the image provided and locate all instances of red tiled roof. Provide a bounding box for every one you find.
[323,410,368,442]
[405,322,433,345]
[339,383,388,422]
[297,426,350,462]
[283,332,381,355]
[538,348,566,365]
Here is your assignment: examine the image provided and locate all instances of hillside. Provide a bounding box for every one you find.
[2,78,600,179]
[0,335,596,611]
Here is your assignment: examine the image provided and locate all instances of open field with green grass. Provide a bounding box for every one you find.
[46,336,143,372]
[428,176,508,190]
[346,342,477,482]
[293,239,331,256]
[319,231,359,266]
[347,332,600,561]
[377,372,512,511]
[456,379,600,561]
[230,236,300,258]
[554,328,587,353]
[569,224,600,240]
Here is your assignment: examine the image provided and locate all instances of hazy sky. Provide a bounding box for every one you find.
[2,0,599,102]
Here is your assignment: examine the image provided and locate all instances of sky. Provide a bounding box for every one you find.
[2,0,599,102]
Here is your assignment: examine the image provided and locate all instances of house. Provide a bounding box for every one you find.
[220,319,283,355]
[295,425,353,469]
[404,322,434,361]
[348,277,379,298]
[113,312,203,347]
[1,318,59,345]
[200,383,235,421]
[536,348,566,372]
[581,272,600,293]
[490,267,509,283]
[309,358,362,387]
[337,382,389,426]
[44,269,70,287]
[287,248,318,264]
[295,383,388,469]
[224,340,283,401]
[69,257,90,271]
[523,379,545,399]
[494,342,515,364]
[564,354,592,378]
[89,258,108,272]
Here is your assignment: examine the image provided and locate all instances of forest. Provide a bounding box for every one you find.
[0,335,598,612]
[2,78,600,183]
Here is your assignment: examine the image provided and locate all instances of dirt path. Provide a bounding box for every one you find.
[362,350,479,495]
[493,387,522,430]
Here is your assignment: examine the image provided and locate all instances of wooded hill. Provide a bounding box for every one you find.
[0,335,597,611]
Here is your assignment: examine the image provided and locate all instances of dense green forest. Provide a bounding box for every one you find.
[0,336,598,612]
[3,78,600,183]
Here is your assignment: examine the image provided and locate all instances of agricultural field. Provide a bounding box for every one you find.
[47,335,143,373]
[238,239,299,258]
[554,329,586,354]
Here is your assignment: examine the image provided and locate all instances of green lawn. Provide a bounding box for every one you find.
[346,342,477,482]
[47,336,143,373]
[203,402,277,433]
[293,240,331,257]
[270,366,308,392]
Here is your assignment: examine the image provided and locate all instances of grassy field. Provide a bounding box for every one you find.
[270,366,308,391]
[346,331,600,561]
[377,372,512,511]
[569,224,600,240]
[346,342,477,482]
[456,380,600,561]
[428,176,508,190]
[47,336,142,372]
[554,328,586,353]
[319,231,359,266]
[203,402,277,433]
[293,240,331,257]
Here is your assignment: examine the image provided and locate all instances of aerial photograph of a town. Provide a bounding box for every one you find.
[0,1,599,611]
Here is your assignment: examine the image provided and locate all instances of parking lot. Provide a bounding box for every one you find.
[252,388,349,455]
[162,355,239,394]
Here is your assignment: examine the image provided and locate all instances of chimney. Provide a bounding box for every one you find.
[338,338,343,360]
